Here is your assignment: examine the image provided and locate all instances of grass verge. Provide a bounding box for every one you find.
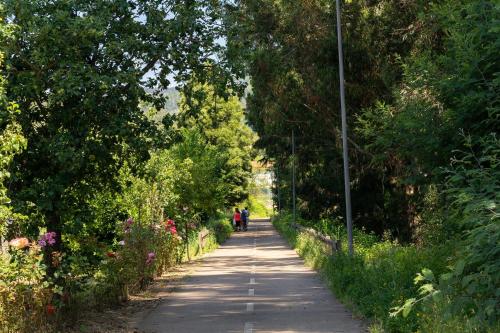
[272,213,455,332]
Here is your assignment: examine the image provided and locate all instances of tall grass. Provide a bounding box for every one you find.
[272,213,455,332]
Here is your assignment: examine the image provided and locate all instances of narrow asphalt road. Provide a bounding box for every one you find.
[139,219,364,333]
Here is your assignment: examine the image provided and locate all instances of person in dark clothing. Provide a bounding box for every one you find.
[241,207,249,231]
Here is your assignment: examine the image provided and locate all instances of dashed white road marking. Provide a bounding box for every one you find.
[246,302,254,312]
[250,278,256,285]
[244,322,254,333]
[248,288,255,296]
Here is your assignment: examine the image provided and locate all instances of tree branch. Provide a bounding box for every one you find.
[302,103,374,158]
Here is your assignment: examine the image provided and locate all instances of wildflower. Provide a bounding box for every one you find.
[106,251,116,258]
[125,217,134,227]
[165,219,177,234]
[145,252,155,265]
[118,240,125,246]
[9,237,30,249]
[46,304,56,315]
[38,232,56,248]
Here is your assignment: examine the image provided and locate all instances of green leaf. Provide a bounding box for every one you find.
[418,283,435,296]
[454,260,465,276]
[421,268,435,282]
[402,298,416,318]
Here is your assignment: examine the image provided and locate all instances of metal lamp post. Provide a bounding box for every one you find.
[335,0,353,255]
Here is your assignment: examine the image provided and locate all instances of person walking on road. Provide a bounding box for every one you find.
[241,207,249,231]
[233,208,242,231]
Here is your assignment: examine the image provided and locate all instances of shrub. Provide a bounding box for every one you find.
[393,134,500,331]
[0,242,54,333]
[272,214,451,332]
[208,216,233,244]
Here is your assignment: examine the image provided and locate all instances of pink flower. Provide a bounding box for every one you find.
[146,252,156,265]
[9,237,30,249]
[38,232,56,248]
[165,219,177,234]
[124,217,134,232]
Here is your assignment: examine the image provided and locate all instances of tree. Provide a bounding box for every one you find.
[227,0,438,239]
[2,0,238,245]
[177,81,256,207]
[0,8,26,235]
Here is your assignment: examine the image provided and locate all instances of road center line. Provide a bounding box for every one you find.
[246,302,254,312]
[244,322,254,333]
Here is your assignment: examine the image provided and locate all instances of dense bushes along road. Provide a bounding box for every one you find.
[273,214,499,333]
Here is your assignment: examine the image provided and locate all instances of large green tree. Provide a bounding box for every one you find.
[0,8,26,235]
[3,0,239,243]
[178,82,256,207]
[228,0,438,239]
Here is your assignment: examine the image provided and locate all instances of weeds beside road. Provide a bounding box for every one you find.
[272,214,498,333]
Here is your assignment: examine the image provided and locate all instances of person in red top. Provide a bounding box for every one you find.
[233,208,242,231]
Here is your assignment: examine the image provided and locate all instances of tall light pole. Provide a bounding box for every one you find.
[276,167,282,212]
[291,129,296,226]
[335,0,353,255]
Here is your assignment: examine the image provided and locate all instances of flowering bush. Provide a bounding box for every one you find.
[91,217,180,302]
[0,241,55,332]
[165,218,177,234]
[38,232,56,247]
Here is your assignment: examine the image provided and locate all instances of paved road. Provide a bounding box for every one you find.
[139,219,364,333]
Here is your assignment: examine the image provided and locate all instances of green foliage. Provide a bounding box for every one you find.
[381,1,500,329]
[393,133,499,329]
[245,194,271,218]
[443,133,499,324]
[243,167,273,218]
[0,11,26,233]
[178,81,256,207]
[0,245,53,333]
[208,216,233,244]
[235,1,499,329]
[273,213,453,333]
[0,0,253,330]
[2,0,241,251]
[229,0,444,238]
